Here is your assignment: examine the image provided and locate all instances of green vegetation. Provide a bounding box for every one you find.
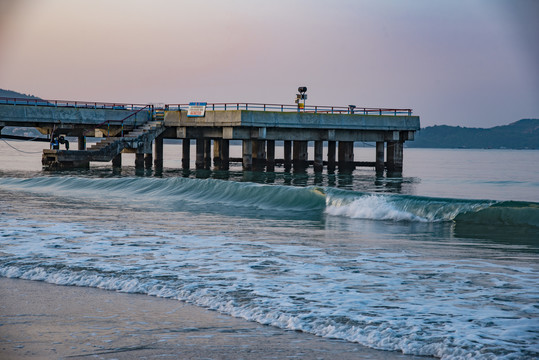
[408,119,539,149]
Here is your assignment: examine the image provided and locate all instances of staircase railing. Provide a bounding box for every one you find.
[83,105,151,138]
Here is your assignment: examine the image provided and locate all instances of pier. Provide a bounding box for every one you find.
[0,97,420,174]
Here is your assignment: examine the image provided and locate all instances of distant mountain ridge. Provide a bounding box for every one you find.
[0,88,41,100]
[408,119,539,149]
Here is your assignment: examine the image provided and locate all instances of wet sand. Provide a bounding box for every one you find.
[0,278,431,360]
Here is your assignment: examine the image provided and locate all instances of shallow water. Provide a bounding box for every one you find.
[0,141,538,359]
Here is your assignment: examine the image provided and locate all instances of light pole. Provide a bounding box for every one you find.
[295,86,307,112]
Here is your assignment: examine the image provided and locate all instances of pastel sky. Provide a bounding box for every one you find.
[1,0,537,127]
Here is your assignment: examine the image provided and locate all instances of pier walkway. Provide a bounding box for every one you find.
[0,97,420,173]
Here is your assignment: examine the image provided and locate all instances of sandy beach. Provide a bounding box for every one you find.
[0,277,431,360]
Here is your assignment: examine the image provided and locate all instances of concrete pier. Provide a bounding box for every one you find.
[266,140,275,172]
[284,141,292,171]
[338,141,355,171]
[204,139,211,169]
[252,140,266,170]
[242,140,253,171]
[135,153,144,170]
[0,100,419,174]
[327,141,336,172]
[144,153,152,169]
[387,141,404,173]
[182,139,190,169]
[376,142,385,173]
[154,135,163,170]
[293,141,308,170]
[78,136,86,150]
[112,153,122,168]
[314,141,323,173]
[196,139,204,169]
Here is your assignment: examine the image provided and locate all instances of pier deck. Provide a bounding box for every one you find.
[0,98,420,173]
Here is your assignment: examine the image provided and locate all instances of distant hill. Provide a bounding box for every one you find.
[0,89,44,138]
[0,88,41,100]
[408,119,539,149]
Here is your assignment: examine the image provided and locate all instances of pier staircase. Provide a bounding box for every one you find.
[42,109,166,170]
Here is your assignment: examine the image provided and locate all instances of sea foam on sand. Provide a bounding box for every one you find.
[0,277,428,360]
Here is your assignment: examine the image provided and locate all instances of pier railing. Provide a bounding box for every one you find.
[167,103,412,115]
[1,97,412,116]
[0,97,148,111]
[82,105,152,137]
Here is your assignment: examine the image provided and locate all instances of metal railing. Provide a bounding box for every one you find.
[1,97,412,116]
[166,102,412,115]
[83,105,152,138]
[0,97,148,111]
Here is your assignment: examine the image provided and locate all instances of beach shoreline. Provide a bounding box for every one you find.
[0,277,430,360]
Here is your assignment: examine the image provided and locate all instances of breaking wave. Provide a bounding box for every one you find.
[0,175,538,227]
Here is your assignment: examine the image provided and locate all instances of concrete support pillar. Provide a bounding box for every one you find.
[266,140,275,172]
[284,141,292,171]
[213,139,221,168]
[144,153,153,169]
[338,141,355,171]
[213,139,230,170]
[182,139,190,169]
[195,138,204,169]
[376,141,385,173]
[293,140,308,170]
[221,139,230,170]
[204,139,211,169]
[78,136,86,150]
[314,140,324,173]
[387,141,403,174]
[154,135,163,170]
[135,153,145,170]
[327,141,336,172]
[252,140,266,170]
[242,139,253,171]
[112,153,122,168]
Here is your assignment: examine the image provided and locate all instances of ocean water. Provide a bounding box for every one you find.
[0,141,538,359]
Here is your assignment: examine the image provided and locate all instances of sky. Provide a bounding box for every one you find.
[0,0,538,127]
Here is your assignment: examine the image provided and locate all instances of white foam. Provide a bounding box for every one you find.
[325,195,427,222]
[1,206,537,360]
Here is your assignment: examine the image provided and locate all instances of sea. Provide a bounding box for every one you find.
[0,140,538,360]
